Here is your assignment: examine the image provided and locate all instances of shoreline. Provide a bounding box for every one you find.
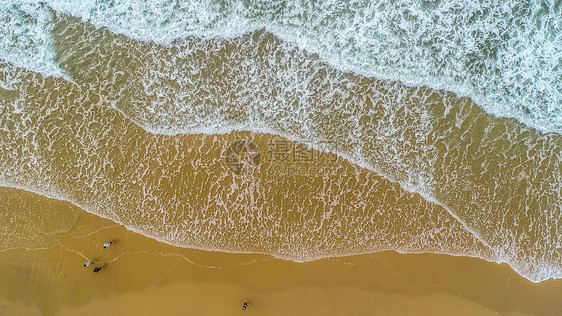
[1,187,561,315]
[2,224,561,315]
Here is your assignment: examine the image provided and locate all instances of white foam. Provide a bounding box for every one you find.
[43,0,562,134]
[0,2,66,78]
[2,0,560,132]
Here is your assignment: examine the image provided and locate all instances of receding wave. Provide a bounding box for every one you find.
[0,13,560,282]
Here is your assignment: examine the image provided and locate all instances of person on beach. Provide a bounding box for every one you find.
[83,260,93,267]
[103,241,112,249]
[242,301,249,310]
[93,265,104,273]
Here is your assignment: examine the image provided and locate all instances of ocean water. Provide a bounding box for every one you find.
[0,2,66,79]
[0,1,560,282]
[3,0,562,133]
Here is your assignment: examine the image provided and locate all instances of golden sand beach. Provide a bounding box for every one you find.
[1,187,561,315]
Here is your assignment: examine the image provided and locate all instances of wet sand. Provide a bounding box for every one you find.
[0,187,561,315]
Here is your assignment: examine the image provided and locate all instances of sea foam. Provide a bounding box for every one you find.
[2,0,561,133]
[0,2,66,78]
